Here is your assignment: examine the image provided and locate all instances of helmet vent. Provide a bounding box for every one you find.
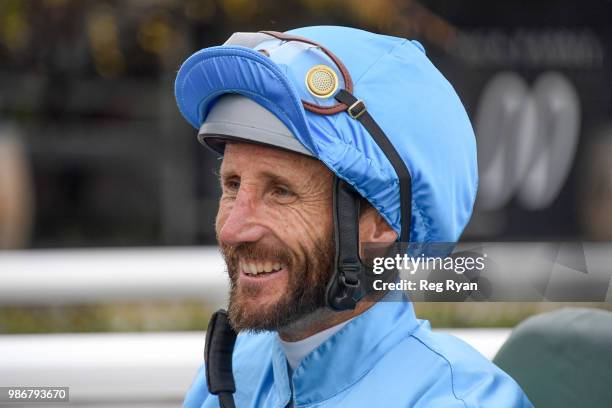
[306,65,339,98]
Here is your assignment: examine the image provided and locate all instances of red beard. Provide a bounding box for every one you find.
[220,237,334,332]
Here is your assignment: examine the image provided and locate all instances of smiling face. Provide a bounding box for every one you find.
[216,142,335,332]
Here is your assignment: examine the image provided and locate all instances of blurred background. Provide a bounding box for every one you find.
[0,0,611,406]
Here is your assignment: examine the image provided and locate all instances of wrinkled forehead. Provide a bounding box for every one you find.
[220,142,331,180]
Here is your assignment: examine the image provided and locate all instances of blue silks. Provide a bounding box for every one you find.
[175,26,478,243]
[183,298,532,408]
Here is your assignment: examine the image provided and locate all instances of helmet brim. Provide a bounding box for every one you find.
[174,45,313,156]
[197,94,313,157]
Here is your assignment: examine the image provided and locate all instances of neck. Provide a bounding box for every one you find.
[277,299,375,342]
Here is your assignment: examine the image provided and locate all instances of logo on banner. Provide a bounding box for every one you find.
[475,72,581,211]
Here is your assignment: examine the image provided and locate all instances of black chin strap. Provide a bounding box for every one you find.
[205,310,237,408]
[326,89,412,311]
[326,176,367,310]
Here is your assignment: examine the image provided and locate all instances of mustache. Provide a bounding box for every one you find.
[221,242,294,268]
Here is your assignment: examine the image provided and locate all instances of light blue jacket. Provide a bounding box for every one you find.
[183,299,533,408]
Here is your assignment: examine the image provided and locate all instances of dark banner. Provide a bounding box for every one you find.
[363,242,612,302]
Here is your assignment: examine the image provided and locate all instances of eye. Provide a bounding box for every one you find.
[273,185,295,199]
[223,178,240,193]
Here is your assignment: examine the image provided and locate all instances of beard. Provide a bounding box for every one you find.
[220,235,335,333]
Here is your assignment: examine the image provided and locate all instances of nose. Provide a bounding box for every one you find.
[218,187,268,246]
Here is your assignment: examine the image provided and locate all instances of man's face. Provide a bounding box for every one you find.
[216,142,335,332]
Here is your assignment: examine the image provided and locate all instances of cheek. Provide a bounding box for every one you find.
[269,204,332,251]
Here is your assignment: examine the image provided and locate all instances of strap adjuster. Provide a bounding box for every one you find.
[347,100,366,119]
[339,261,361,286]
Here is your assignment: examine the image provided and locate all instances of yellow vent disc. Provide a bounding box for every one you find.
[305,65,339,98]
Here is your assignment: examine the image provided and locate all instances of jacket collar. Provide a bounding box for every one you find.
[271,293,419,406]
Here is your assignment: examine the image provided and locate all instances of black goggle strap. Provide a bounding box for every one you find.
[326,89,412,311]
[204,309,237,408]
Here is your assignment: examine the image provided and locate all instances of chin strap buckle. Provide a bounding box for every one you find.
[330,260,366,311]
[339,261,361,287]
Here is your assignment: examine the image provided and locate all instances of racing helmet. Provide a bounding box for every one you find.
[175,26,478,310]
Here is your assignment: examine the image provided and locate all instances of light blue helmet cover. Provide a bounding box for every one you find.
[175,26,478,243]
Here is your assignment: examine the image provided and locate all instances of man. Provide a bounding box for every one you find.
[175,26,532,407]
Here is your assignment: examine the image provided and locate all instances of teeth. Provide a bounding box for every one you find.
[242,260,286,275]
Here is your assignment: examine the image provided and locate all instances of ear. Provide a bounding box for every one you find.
[359,205,398,245]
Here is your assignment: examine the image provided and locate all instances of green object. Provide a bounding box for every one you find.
[494,308,612,408]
